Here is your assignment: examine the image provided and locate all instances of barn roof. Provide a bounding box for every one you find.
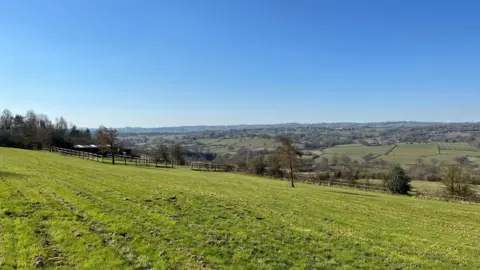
[73,144,111,148]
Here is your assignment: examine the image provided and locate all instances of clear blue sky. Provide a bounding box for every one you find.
[1,0,479,127]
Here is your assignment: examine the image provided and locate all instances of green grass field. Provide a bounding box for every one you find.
[438,142,477,152]
[322,144,392,156]
[319,143,480,165]
[197,138,277,154]
[389,143,438,157]
[1,148,480,269]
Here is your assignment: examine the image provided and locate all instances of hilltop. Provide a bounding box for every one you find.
[1,148,479,269]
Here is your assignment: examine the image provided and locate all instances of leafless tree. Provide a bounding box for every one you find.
[95,126,119,165]
[275,136,302,188]
[0,109,13,131]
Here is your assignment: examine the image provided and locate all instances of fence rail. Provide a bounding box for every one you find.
[47,146,173,167]
[43,147,479,203]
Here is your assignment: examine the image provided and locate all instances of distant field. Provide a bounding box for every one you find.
[197,138,277,154]
[438,142,476,151]
[440,150,480,156]
[212,138,241,145]
[388,143,438,157]
[314,143,480,166]
[323,144,392,156]
[196,138,221,144]
[317,154,364,162]
[1,148,480,269]
[235,138,277,148]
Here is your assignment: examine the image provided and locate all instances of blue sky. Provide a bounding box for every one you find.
[1,0,479,127]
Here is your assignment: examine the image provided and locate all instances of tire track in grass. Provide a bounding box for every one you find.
[8,150,479,268]
[37,178,209,269]
[28,183,134,269]
[0,176,16,269]
[0,215,17,269]
[3,170,129,270]
[6,180,71,269]
[37,184,163,269]
[45,170,339,268]
[25,159,370,268]
[1,182,48,269]
[17,159,210,268]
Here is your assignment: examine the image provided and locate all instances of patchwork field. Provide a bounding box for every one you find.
[1,148,480,269]
[388,143,438,157]
[317,142,480,165]
[322,144,392,156]
[196,138,278,153]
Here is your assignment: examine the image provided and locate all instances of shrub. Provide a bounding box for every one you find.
[250,156,266,175]
[426,174,441,182]
[315,172,330,181]
[441,165,474,197]
[266,154,283,178]
[385,165,411,195]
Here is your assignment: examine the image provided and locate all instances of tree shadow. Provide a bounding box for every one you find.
[0,171,28,179]
[326,190,378,197]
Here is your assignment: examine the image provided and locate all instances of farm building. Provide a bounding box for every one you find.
[381,139,396,145]
[73,144,132,155]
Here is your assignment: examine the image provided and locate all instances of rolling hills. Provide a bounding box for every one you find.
[1,148,479,269]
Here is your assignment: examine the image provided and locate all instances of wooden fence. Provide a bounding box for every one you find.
[47,146,173,168]
[44,147,479,203]
[190,161,231,172]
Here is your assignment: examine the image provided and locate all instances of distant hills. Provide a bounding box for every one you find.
[113,121,453,134]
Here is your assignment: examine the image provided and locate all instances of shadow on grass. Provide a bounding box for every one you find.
[325,190,378,197]
[0,171,28,179]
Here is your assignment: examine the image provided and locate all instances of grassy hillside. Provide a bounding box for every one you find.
[1,148,480,269]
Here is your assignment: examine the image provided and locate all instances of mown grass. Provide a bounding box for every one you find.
[1,148,480,269]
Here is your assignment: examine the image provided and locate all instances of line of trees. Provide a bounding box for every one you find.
[144,143,186,166]
[0,109,126,164]
[0,109,93,149]
[215,135,477,197]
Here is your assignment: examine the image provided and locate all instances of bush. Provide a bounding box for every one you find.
[385,165,411,195]
[266,154,283,178]
[471,175,480,185]
[250,156,266,175]
[442,165,474,197]
[426,174,441,182]
[315,172,330,181]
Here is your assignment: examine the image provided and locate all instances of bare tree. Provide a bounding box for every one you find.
[155,145,170,166]
[95,126,119,165]
[275,136,302,188]
[169,144,185,166]
[442,165,473,197]
[315,157,330,172]
[23,110,38,148]
[0,109,13,131]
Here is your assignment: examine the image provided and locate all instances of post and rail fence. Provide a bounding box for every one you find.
[46,146,173,168]
[41,146,480,203]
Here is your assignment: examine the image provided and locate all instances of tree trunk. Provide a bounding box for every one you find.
[290,170,295,188]
[289,158,295,188]
[111,148,115,165]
